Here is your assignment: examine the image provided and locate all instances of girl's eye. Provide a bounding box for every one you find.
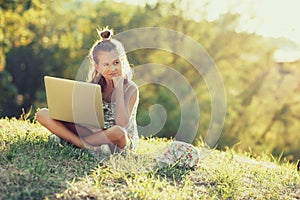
[113,61,120,65]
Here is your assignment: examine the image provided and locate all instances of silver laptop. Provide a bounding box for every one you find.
[44,76,104,128]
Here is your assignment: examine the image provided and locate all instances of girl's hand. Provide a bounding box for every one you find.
[112,76,124,88]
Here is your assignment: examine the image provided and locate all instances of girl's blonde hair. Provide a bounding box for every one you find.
[87,27,133,82]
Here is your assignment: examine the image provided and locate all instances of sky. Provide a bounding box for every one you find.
[115,0,300,46]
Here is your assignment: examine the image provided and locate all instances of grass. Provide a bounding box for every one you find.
[0,117,299,199]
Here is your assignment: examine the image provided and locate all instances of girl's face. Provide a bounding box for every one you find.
[95,50,122,80]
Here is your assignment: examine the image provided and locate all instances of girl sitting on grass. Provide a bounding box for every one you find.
[36,27,139,154]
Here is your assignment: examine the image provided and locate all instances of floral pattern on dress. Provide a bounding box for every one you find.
[156,141,200,168]
[102,101,115,129]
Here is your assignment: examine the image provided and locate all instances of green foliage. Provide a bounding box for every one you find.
[0,0,299,160]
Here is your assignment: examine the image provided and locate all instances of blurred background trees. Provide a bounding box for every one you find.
[1,0,299,161]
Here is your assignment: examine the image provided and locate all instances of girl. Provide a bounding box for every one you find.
[36,28,139,153]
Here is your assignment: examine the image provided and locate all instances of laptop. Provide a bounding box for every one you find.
[44,76,105,128]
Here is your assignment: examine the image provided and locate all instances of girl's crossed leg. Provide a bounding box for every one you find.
[36,108,127,149]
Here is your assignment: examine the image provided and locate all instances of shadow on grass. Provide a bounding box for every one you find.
[0,134,195,200]
[54,149,198,199]
[0,137,99,200]
[0,116,197,199]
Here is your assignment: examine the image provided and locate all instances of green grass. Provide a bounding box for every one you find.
[0,117,299,199]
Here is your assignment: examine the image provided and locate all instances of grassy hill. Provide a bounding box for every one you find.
[0,118,299,199]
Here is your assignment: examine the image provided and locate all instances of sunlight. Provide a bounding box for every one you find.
[201,0,300,44]
[253,0,300,44]
[118,0,300,45]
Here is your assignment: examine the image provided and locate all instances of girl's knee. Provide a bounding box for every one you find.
[36,108,49,125]
[105,126,123,140]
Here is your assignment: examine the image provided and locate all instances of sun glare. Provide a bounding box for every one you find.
[253,0,300,43]
[117,0,300,46]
